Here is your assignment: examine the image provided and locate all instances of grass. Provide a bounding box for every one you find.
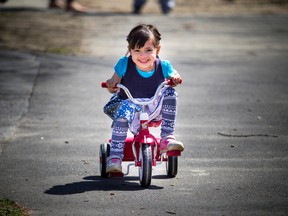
[0,199,30,216]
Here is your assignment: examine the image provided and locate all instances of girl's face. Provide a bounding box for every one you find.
[129,38,160,72]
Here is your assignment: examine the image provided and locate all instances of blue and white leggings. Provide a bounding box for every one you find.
[104,87,178,158]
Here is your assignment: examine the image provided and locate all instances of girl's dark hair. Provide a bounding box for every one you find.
[126,24,161,50]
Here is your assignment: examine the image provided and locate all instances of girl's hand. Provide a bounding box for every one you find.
[170,72,182,87]
[106,79,118,93]
[106,72,121,93]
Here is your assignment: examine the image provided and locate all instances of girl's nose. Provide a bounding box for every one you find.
[138,52,146,57]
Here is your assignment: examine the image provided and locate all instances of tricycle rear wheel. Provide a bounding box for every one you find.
[99,143,110,178]
[166,156,178,177]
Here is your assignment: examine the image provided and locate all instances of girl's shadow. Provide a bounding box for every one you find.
[44,175,164,195]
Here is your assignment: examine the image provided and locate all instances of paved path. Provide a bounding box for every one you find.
[0,7,288,216]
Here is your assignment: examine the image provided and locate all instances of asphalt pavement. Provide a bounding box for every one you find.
[1,3,288,216]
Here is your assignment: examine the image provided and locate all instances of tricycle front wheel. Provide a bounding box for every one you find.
[138,144,152,187]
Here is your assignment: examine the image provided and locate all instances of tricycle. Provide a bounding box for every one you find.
[99,80,182,187]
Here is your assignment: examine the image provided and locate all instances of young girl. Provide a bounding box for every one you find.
[104,24,184,173]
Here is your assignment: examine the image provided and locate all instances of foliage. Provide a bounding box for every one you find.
[0,199,29,216]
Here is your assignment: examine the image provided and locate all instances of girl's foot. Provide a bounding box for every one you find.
[106,156,122,173]
[160,135,184,153]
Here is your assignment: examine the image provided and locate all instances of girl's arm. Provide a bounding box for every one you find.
[161,60,182,86]
[106,72,121,93]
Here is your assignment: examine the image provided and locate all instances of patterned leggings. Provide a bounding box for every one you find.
[109,87,178,158]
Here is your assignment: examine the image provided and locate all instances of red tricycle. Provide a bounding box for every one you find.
[99,80,182,187]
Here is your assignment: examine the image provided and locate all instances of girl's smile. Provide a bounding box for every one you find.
[139,59,150,64]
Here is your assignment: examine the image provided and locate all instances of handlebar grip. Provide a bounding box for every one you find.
[101,82,107,88]
[101,82,118,89]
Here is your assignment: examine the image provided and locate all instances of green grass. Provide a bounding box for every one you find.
[0,198,29,216]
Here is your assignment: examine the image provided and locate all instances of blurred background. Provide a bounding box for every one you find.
[0,0,288,57]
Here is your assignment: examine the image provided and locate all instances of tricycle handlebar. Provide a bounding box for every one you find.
[101,79,181,106]
[101,79,180,88]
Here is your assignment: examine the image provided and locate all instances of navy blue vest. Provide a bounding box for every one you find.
[119,57,165,99]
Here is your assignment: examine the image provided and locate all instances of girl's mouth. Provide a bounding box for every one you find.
[139,59,149,64]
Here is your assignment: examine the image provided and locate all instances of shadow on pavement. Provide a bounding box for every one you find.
[44,175,164,195]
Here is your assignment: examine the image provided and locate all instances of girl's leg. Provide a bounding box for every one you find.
[161,87,178,138]
[49,0,56,6]
[107,100,138,173]
[109,118,128,159]
[107,118,128,173]
[159,0,174,14]
[160,87,184,152]
[133,0,146,14]
[66,0,73,9]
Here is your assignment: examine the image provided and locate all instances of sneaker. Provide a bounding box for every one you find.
[106,156,122,173]
[160,135,184,154]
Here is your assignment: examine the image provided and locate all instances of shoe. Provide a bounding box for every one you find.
[160,135,184,154]
[106,156,122,173]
